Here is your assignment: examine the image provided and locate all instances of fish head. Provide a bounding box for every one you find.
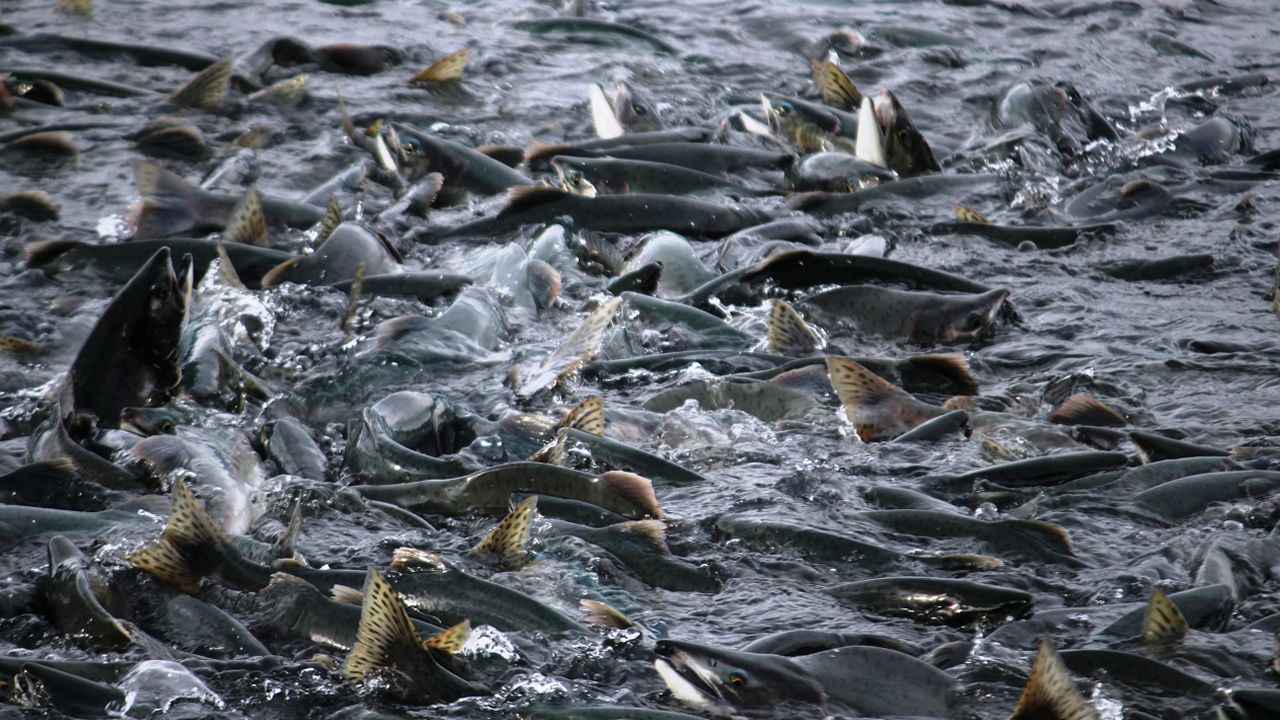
[653,639,826,715]
[120,406,184,436]
[910,288,1009,345]
[759,94,795,134]
[550,158,603,196]
[874,89,940,177]
[611,81,663,133]
[397,129,467,183]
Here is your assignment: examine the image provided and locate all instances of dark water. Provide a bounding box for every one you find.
[2,0,1280,718]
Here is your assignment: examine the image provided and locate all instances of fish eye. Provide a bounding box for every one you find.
[631,103,647,115]
[153,283,171,302]
[728,672,747,687]
[897,127,909,140]
[160,419,175,434]
[965,310,986,330]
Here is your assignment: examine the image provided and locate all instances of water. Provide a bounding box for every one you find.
[2,0,1280,718]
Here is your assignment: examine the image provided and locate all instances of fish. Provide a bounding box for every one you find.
[261,222,401,287]
[801,285,1009,344]
[545,518,721,592]
[653,638,959,717]
[420,187,775,243]
[826,576,1035,626]
[713,514,1002,570]
[131,161,325,240]
[396,125,534,195]
[514,295,622,397]
[353,462,662,519]
[551,156,777,197]
[64,246,192,429]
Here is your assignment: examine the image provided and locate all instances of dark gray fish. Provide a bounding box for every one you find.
[132,161,325,240]
[66,247,192,428]
[826,576,1034,626]
[653,638,959,717]
[420,187,774,242]
[261,222,401,287]
[800,285,1009,344]
[552,156,776,196]
[397,125,534,195]
[992,79,1119,158]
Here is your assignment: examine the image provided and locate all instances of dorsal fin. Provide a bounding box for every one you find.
[559,395,605,435]
[825,356,910,441]
[247,74,309,107]
[580,598,634,630]
[1047,394,1126,427]
[132,160,201,240]
[515,296,622,398]
[25,238,81,269]
[223,190,268,247]
[169,59,233,111]
[501,185,570,217]
[409,48,471,83]
[855,95,886,168]
[1142,587,1188,650]
[523,140,575,167]
[470,496,537,565]
[2,190,60,222]
[901,353,979,395]
[316,194,343,246]
[767,299,822,356]
[608,519,669,554]
[1010,639,1099,720]
[476,145,525,169]
[810,59,862,111]
[423,620,471,653]
[260,255,306,288]
[342,569,424,683]
[953,204,991,224]
[600,471,662,519]
[388,547,449,573]
[330,584,364,606]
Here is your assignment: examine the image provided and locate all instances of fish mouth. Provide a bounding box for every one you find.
[653,643,732,714]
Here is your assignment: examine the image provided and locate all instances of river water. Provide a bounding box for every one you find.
[2,0,1280,718]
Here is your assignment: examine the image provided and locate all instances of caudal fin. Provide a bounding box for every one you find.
[767,299,823,356]
[342,569,425,682]
[132,161,206,240]
[825,356,914,441]
[810,59,862,111]
[470,496,537,565]
[1142,587,1188,650]
[222,190,268,247]
[169,59,233,111]
[516,297,622,398]
[559,395,605,435]
[1009,639,1099,720]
